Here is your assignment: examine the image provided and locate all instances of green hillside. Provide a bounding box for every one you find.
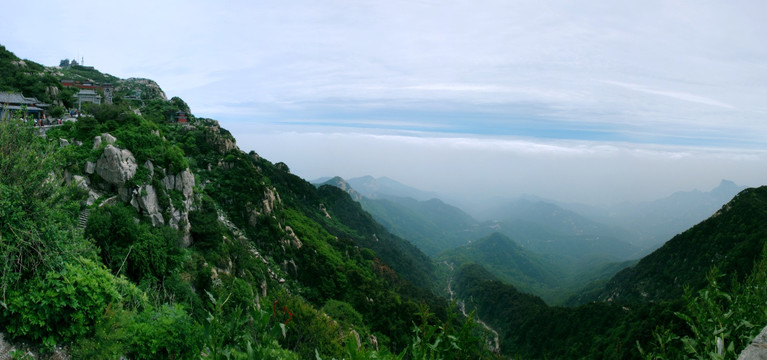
[597,186,767,304]
[449,187,767,358]
[0,46,494,359]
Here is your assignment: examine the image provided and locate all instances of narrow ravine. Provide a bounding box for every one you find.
[443,261,501,354]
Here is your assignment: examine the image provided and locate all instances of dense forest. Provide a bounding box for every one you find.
[1,44,766,359]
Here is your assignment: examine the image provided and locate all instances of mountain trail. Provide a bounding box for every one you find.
[443,261,500,354]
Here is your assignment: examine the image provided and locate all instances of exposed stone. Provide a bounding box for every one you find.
[118,186,131,203]
[136,185,164,226]
[84,161,96,175]
[95,145,137,186]
[739,326,767,360]
[205,121,238,154]
[101,133,117,145]
[59,138,69,147]
[320,203,331,219]
[144,160,155,179]
[72,175,89,190]
[93,135,102,149]
[284,226,303,249]
[160,168,194,246]
[262,187,280,215]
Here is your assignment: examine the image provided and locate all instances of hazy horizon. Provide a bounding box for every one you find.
[3,1,766,205]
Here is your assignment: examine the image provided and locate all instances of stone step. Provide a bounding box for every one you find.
[78,209,91,229]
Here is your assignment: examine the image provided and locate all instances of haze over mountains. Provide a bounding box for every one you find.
[2,40,767,358]
[316,175,747,304]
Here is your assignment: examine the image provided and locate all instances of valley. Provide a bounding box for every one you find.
[1,43,766,360]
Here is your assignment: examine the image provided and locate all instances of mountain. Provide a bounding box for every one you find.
[345,175,439,201]
[439,233,561,296]
[318,176,363,201]
[0,46,497,359]
[319,176,491,256]
[487,199,641,265]
[439,232,635,305]
[563,179,747,251]
[449,187,767,358]
[359,196,491,256]
[595,186,767,303]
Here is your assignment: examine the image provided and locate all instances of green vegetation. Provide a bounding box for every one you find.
[449,187,767,359]
[0,46,496,358]
[359,195,490,256]
[1,44,765,359]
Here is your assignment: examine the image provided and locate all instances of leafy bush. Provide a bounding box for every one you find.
[86,203,182,283]
[127,304,204,360]
[1,258,120,348]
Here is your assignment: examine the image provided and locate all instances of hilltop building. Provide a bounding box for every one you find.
[0,92,48,119]
[175,111,188,123]
[61,80,112,106]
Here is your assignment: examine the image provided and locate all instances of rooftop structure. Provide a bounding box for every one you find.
[0,92,47,119]
[74,89,101,110]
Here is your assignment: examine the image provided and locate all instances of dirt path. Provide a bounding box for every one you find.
[443,261,500,354]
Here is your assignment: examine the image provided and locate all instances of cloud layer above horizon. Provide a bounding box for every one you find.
[2,0,766,203]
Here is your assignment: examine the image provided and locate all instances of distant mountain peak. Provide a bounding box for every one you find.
[711,179,741,198]
[320,176,362,202]
[346,175,438,201]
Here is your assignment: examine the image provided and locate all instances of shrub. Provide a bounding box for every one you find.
[1,258,120,348]
[127,304,204,359]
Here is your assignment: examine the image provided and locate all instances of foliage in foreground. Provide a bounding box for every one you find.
[640,246,767,360]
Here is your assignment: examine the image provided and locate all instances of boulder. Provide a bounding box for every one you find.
[59,138,69,147]
[95,145,137,186]
[739,326,767,360]
[144,160,155,179]
[84,161,96,175]
[102,133,117,145]
[136,185,164,226]
[93,135,102,149]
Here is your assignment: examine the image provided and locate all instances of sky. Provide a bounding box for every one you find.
[2,0,766,205]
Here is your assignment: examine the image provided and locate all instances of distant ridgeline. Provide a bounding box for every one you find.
[449,186,767,359]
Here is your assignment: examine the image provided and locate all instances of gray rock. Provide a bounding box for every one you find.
[739,326,767,360]
[144,160,155,179]
[72,175,89,190]
[93,135,102,149]
[118,185,131,203]
[84,161,96,175]
[59,138,69,147]
[95,145,137,186]
[162,168,195,203]
[137,185,164,226]
[102,133,117,145]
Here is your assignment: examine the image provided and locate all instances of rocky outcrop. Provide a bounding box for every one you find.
[96,145,137,186]
[739,326,767,360]
[320,203,331,219]
[72,174,101,206]
[161,168,195,201]
[284,226,303,249]
[102,133,117,145]
[133,185,164,226]
[263,187,280,215]
[205,121,237,154]
[161,168,195,246]
[84,161,96,175]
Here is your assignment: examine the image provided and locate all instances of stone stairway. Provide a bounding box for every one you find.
[78,209,91,229]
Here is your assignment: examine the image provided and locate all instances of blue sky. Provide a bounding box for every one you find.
[2,0,766,204]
